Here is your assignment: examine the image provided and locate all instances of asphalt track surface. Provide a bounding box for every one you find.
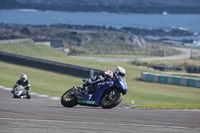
[0,87,200,133]
[70,47,200,62]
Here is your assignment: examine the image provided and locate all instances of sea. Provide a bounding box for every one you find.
[0,9,200,47]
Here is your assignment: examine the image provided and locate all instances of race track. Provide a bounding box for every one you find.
[70,47,200,62]
[0,87,200,133]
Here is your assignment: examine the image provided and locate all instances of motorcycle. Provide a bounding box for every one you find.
[61,76,127,109]
[13,85,31,99]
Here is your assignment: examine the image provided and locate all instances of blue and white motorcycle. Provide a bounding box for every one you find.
[61,77,127,109]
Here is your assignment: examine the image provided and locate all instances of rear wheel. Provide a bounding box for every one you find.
[61,89,78,107]
[26,94,31,99]
[100,89,123,109]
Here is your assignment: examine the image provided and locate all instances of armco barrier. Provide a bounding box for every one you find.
[0,51,104,78]
[141,72,200,88]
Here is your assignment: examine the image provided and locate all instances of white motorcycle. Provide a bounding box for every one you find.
[13,85,31,99]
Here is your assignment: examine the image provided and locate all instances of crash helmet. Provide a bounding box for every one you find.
[104,70,114,79]
[20,73,27,82]
[114,66,126,77]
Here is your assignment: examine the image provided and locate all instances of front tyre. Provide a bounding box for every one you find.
[13,92,20,98]
[61,89,78,107]
[13,94,18,98]
[100,90,123,109]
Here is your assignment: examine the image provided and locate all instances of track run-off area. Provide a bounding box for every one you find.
[0,86,200,133]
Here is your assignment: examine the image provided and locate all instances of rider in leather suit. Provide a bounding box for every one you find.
[80,66,126,90]
[11,73,31,97]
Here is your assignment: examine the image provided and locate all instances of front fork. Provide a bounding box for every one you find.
[72,86,86,95]
[109,90,116,99]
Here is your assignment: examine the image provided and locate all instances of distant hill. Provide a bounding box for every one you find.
[1,0,200,14]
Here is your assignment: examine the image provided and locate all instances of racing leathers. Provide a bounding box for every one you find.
[12,79,31,94]
[80,70,116,90]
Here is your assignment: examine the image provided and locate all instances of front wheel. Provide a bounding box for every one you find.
[13,94,18,98]
[61,89,78,107]
[13,91,20,98]
[100,90,123,109]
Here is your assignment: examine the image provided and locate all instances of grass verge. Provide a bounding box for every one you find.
[0,41,200,109]
[133,104,200,110]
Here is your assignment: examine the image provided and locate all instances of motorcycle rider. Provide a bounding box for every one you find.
[80,66,126,91]
[11,73,31,97]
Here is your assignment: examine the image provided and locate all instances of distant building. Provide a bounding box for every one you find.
[32,39,69,54]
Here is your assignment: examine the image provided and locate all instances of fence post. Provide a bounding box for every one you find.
[163,48,166,57]
[90,70,94,78]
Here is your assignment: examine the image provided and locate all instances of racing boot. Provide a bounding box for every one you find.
[79,79,89,93]
[26,92,31,99]
[72,86,84,99]
[72,86,79,93]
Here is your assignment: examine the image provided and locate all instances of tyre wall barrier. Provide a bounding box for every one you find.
[153,65,183,71]
[173,76,181,85]
[147,73,154,82]
[0,51,104,78]
[141,72,200,88]
[186,66,200,73]
[166,76,173,84]
[188,78,195,87]
[141,72,148,81]
[159,74,167,84]
[180,77,187,86]
[153,74,159,83]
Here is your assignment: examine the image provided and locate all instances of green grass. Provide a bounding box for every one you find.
[0,41,66,58]
[0,61,81,97]
[132,58,200,68]
[70,42,181,57]
[1,41,200,109]
[70,54,155,58]
[133,104,200,110]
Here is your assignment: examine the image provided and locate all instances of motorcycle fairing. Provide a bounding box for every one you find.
[77,77,127,106]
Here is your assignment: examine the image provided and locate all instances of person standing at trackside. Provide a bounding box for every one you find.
[11,73,31,97]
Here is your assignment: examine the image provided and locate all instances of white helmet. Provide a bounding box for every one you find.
[114,66,126,77]
[20,73,27,82]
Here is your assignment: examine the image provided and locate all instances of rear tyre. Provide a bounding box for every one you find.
[100,89,123,109]
[26,94,31,99]
[61,89,78,107]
